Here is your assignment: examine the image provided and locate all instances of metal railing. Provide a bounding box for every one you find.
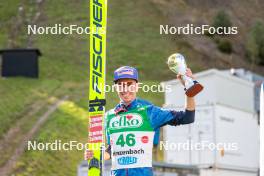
[78,160,200,176]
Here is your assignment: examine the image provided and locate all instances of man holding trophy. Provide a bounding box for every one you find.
[85,53,203,176]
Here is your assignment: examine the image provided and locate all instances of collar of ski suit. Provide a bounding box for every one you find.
[114,98,138,114]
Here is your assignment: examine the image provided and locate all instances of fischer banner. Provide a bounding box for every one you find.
[88,0,108,176]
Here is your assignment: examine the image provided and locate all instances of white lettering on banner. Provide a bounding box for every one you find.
[90,117,102,122]
[90,122,102,128]
[109,113,143,130]
[89,131,103,136]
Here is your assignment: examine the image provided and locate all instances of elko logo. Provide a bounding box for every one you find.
[109,113,143,130]
[117,156,137,165]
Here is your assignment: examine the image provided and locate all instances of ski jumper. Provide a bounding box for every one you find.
[105,98,195,176]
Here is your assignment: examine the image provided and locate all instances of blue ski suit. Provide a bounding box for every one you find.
[106,98,195,176]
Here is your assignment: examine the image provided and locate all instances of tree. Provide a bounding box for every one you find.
[213,10,232,29]
[247,21,264,65]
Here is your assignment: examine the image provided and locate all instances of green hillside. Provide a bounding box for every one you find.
[0,0,172,175]
[1,0,263,175]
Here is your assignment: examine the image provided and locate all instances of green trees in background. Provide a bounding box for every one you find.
[211,10,233,54]
[213,10,232,30]
[217,39,232,54]
[247,21,264,65]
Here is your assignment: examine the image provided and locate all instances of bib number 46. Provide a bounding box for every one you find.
[116,134,136,147]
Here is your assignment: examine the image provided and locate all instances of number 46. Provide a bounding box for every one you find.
[116,133,136,147]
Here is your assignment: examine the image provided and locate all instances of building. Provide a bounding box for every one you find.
[0,48,42,78]
[222,68,264,117]
[260,83,264,176]
[161,69,261,176]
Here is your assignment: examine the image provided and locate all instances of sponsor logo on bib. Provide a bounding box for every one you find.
[141,136,149,144]
[109,113,143,130]
[117,156,138,165]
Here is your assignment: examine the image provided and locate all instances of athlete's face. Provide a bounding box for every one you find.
[115,78,138,105]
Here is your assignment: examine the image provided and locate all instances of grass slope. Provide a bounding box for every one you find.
[0,0,189,175]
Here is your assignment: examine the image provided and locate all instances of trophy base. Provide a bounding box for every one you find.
[185,83,204,97]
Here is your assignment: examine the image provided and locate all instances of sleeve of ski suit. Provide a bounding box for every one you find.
[147,105,195,130]
[104,112,111,145]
